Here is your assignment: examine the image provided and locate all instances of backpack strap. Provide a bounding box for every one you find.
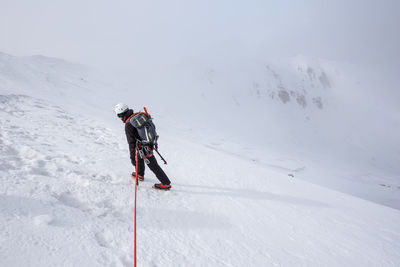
[125,109,151,124]
[125,112,140,124]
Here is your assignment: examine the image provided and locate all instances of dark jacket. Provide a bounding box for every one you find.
[122,109,141,165]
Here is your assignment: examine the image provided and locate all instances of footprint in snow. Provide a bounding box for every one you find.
[94,230,117,248]
[33,214,55,226]
[53,192,90,212]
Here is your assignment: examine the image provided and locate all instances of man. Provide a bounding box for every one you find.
[115,103,172,190]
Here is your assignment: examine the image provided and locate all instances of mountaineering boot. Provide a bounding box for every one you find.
[153,183,171,190]
[131,172,144,181]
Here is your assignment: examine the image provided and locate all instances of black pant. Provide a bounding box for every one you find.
[133,150,171,185]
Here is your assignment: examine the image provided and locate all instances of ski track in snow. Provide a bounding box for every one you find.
[1,94,400,266]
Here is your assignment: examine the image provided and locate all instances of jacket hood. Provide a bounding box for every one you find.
[121,109,134,123]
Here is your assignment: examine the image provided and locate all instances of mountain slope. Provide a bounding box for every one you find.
[1,52,400,266]
[1,93,400,266]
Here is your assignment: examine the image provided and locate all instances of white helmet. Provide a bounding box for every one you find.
[114,103,129,115]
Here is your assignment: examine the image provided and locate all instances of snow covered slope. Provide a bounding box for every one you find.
[103,52,400,210]
[1,52,400,266]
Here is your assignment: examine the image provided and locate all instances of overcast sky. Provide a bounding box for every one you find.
[0,0,399,74]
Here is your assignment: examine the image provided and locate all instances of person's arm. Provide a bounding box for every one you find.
[125,123,137,166]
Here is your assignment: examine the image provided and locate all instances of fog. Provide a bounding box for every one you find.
[1,0,399,210]
[1,0,399,157]
[1,0,399,75]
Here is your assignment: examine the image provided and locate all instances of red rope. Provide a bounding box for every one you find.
[134,147,138,267]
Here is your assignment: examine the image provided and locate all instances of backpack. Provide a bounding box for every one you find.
[128,108,158,146]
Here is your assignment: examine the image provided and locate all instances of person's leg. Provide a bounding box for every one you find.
[146,155,171,185]
[137,157,145,176]
[132,149,145,176]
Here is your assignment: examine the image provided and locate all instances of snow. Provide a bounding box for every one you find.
[1,52,400,266]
